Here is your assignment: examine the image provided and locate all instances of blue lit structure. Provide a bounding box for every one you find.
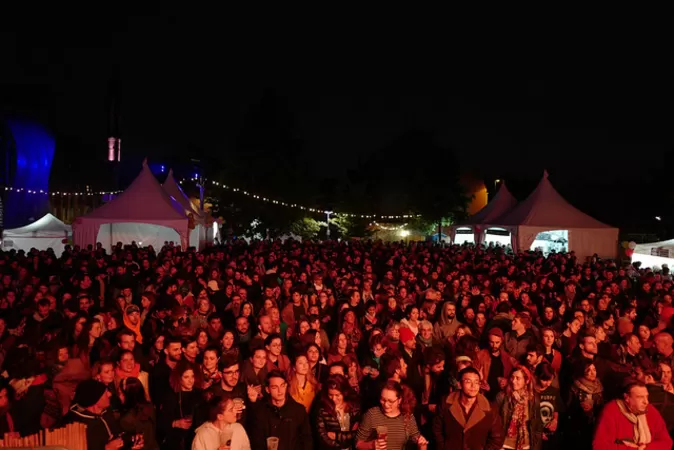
[1,120,55,228]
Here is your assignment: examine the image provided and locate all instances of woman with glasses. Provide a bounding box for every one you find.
[356,381,429,450]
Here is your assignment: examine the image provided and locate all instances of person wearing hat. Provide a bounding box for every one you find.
[64,379,144,450]
[477,328,517,401]
[400,326,424,395]
[123,304,143,344]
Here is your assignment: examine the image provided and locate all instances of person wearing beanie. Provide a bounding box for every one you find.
[64,379,144,450]
[477,327,517,401]
[399,326,424,398]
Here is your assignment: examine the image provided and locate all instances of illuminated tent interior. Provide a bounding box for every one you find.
[487,171,619,259]
[632,239,674,270]
[73,161,190,250]
[2,213,71,254]
[162,169,218,249]
[451,182,517,247]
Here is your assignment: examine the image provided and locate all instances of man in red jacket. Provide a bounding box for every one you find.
[594,379,673,450]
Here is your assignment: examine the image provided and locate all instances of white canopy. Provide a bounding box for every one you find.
[2,213,71,254]
[451,182,517,244]
[73,161,190,250]
[487,171,619,259]
[633,239,674,270]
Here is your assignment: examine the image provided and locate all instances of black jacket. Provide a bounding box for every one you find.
[64,405,122,450]
[249,397,313,450]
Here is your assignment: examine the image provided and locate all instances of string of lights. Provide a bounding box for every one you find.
[4,178,421,220]
[370,221,409,231]
[179,178,422,220]
[3,186,122,196]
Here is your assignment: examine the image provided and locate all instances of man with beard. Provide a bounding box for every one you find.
[477,328,516,401]
[150,335,182,406]
[594,380,672,449]
[433,367,504,450]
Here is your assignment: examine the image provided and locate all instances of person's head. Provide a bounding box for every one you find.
[120,376,148,409]
[221,330,235,350]
[535,362,556,389]
[655,332,674,356]
[181,335,199,361]
[125,305,141,326]
[235,316,250,335]
[258,315,273,335]
[74,379,110,414]
[419,320,433,340]
[660,362,673,386]
[219,354,240,388]
[488,328,504,353]
[424,347,445,374]
[266,370,288,405]
[207,396,237,425]
[443,302,456,319]
[638,324,652,342]
[576,361,597,382]
[379,381,403,416]
[92,360,115,385]
[623,380,649,415]
[541,327,556,349]
[525,343,544,368]
[567,318,581,334]
[369,333,386,358]
[321,374,355,412]
[305,343,321,364]
[202,346,219,372]
[328,362,347,377]
[579,334,598,357]
[117,329,136,351]
[251,348,267,370]
[264,333,283,357]
[509,366,533,396]
[294,355,310,376]
[169,361,199,392]
[458,367,481,398]
[623,333,642,355]
[164,335,183,363]
[117,349,136,373]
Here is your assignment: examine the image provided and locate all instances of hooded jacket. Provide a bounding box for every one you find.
[63,404,122,450]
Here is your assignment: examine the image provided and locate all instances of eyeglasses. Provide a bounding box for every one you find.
[380,397,399,405]
[222,369,240,376]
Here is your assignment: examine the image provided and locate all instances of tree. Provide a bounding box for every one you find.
[289,217,322,240]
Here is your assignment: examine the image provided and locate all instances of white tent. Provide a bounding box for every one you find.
[73,161,190,250]
[487,171,619,259]
[633,239,674,269]
[162,169,217,249]
[2,213,71,254]
[451,182,517,245]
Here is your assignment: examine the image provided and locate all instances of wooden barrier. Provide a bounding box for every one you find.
[0,423,87,449]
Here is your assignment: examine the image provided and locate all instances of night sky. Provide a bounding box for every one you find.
[1,8,670,231]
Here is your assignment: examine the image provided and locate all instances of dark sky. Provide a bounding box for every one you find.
[0,7,670,228]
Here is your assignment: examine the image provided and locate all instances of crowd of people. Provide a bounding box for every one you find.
[0,238,673,450]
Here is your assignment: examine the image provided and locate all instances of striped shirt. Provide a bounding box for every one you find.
[356,407,420,450]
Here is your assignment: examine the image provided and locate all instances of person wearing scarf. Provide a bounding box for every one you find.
[566,361,604,450]
[594,379,672,450]
[496,365,543,450]
[114,349,151,402]
[123,305,143,345]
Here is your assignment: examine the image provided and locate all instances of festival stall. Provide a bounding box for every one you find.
[73,161,190,250]
[632,239,674,269]
[487,171,619,259]
[2,213,71,254]
[450,182,517,246]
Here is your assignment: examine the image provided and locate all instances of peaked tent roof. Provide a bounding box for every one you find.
[82,162,187,221]
[461,182,517,225]
[490,171,613,228]
[4,213,71,237]
[162,169,203,217]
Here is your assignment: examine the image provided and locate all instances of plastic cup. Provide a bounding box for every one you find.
[376,425,388,440]
[266,436,279,450]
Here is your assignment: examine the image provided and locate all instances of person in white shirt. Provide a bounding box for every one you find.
[192,396,250,450]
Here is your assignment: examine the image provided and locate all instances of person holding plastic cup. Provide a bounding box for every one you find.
[192,396,250,450]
